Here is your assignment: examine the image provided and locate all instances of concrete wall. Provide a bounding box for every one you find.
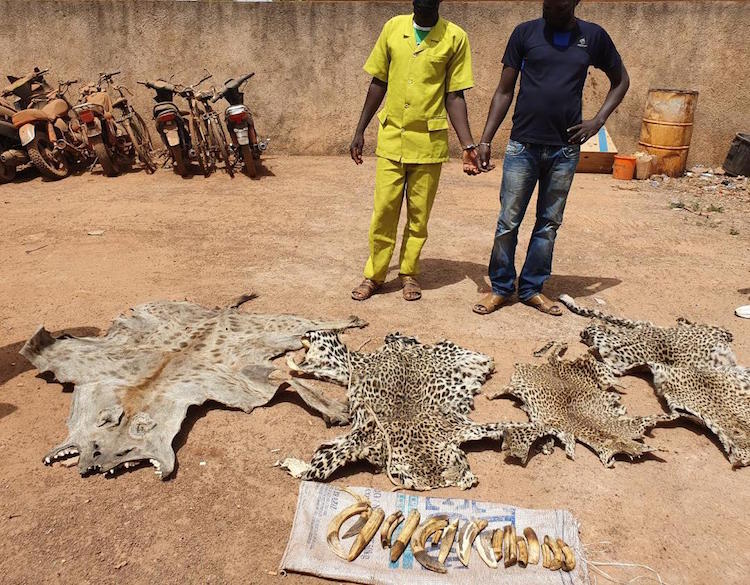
[1,1,747,166]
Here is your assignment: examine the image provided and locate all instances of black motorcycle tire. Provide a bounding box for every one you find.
[0,162,15,183]
[170,144,188,176]
[92,135,121,177]
[27,134,70,180]
[240,144,257,178]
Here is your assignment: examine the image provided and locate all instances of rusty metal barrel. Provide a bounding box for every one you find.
[638,89,698,177]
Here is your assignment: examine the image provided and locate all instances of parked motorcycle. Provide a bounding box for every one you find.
[73,71,155,176]
[0,67,51,182]
[139,78,193,176]
[74,74,133,176]
[12,78,90,180]
[211,72,269,178]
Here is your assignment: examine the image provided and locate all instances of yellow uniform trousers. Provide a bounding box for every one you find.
[364,156,442,283]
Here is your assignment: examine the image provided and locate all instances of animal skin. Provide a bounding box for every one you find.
[281,332,503,490]
[560,294,750,467]
[493,343,667,466]
[21,295,365,480]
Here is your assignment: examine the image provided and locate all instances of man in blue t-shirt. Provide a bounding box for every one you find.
[472,0,629,316]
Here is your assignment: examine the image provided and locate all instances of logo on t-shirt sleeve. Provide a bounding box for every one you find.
[576,37,588,48]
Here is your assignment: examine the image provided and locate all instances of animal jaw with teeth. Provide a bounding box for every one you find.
[22,297,366,480]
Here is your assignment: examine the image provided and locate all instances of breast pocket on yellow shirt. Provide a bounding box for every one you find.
[423,55,449,83]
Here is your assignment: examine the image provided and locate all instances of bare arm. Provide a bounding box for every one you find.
[445,90,480,175]
[477,66,519,171]
[568,63,630,144]
[445,90,475,148]
[350,77,387,164]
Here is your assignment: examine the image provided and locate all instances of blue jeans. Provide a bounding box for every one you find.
[488,140,580,300]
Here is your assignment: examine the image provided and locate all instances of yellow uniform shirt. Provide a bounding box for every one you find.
[364,14,474,164]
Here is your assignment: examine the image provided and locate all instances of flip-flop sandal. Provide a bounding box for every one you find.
[351,279,380,301]
[400,275,422,301]
[736,305,750,319]
[523,293,563,316]
[472,293,508,315]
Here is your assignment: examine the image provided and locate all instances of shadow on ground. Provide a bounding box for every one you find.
[385,257,622,298]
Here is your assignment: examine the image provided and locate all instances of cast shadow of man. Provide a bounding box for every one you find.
[403,258,621,298]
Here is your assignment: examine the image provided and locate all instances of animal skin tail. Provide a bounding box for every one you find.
[558,294,651,328]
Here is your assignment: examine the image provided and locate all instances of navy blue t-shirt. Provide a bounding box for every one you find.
[503,18,622,145]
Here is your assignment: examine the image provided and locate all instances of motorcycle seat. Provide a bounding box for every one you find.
[154,102,189,117]
[12,108,53,127]
[42,98,69,119]
[86,92,113,112]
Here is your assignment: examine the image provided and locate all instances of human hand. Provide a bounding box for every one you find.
[350,132,364,164]
[567,118,604,144]
[462,148,481,175]
[477,143,495,172]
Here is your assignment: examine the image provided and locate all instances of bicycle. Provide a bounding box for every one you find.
[174,74,213,177]
[197,87,234,178]
[99,71,157,173]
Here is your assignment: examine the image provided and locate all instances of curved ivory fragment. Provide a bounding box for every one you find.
[557,538,576,571]
[457,518,488,566]
[517,536,529,567]
[542,542,552,568]
[544,535,563,570]
[476,532,498,568]
[380,511,404,548]
[503,524,518,567]
[340,488,372,539]
[327,501,370,560]
[438,519,459,564]
[523,527,540,565]
[491,528,503,561]
[348,507,384,561]
[411,516,450,573]
[390,509,420,562]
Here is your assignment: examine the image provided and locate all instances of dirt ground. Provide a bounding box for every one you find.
[1,156,748,585]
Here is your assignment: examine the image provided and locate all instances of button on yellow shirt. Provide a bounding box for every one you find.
[364,14,474,164]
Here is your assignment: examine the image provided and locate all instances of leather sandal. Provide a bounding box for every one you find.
[523,293,563,316]
[472,293,508,315]
[351,279,381,301]
[399,275,422,301]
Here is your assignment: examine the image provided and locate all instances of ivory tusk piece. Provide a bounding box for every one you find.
[380,510,404,548]
[390,509,420,563]
[326,502,370,560]
[348,507,385,561]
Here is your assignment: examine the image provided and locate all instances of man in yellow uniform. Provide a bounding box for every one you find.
[350,0,480,302]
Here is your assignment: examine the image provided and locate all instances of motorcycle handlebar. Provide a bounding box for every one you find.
[99,70,121,81]
[211,72,255,103]
[138,79,176,92]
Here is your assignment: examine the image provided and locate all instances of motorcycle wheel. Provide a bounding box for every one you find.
[92,136,121,177]
[240,144,257,179]
[27,134,70,180]
[0,163,15,183]
[210,121,234,178]
[170,144,188,176]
